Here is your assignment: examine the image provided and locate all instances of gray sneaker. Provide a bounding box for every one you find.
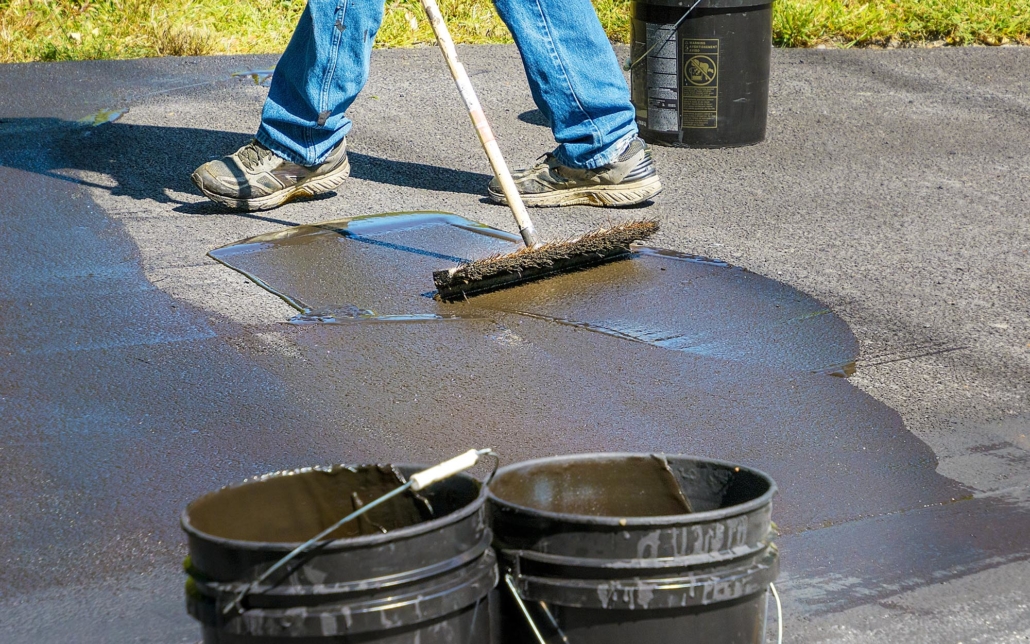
[488,137,662,207]
[191,138,350,211]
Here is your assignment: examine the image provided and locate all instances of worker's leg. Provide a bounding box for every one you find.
[487,0,660,207]
[491,0,637,170]
[257,0,385,166]
[191,0,383,210]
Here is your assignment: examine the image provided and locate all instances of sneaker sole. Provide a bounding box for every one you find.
[488,175,663,208]
[195,158,351,212]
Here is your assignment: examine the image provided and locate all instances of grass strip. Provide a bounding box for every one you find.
[775,0,1030,47]
[1,0,1027,63]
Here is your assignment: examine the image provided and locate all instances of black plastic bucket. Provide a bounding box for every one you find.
[181,464,497,643]
[487,454,778,643]
[630,0,773,147]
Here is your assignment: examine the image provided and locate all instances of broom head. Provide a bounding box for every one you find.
[433,219,659,301]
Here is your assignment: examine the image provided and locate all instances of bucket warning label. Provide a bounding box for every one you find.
[682,39,719,129]
[644,22,679,133]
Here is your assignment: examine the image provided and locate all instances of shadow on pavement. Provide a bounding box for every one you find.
[517,109,549,127]
[0,118,493,208]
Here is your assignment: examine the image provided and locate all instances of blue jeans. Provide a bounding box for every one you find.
[256,0,637,170]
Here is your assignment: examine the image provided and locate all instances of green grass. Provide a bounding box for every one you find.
[774,0,1030,47]
[1,0,1027,63]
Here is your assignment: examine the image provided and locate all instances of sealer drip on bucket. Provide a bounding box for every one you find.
[181,462,497,643]
[488,453,779,644]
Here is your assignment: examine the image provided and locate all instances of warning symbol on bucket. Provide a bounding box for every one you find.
[685,56,717,86]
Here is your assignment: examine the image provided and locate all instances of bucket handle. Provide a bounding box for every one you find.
[222,449,498,616]
[769,581,783,644]
[623,0,704,71]
[504,573,572,644]
[507,573,782,644]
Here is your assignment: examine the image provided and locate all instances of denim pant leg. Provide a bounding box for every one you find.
[492,0,638,169]
[257,0,385,167]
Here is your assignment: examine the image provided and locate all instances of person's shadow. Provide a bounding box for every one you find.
[0,117,493,214]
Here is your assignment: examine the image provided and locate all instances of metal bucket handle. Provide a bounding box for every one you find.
[506,573,783,644]
[223,449,499,616]
[623,0,704,71]
[504,573,569,644]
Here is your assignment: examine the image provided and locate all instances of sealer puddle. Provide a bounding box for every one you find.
[209,212,859,373]
[231,69,274,86]
[78,108,127,126]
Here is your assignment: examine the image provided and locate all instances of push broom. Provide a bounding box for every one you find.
[420,0,659,301]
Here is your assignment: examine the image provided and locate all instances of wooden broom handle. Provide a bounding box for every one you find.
[420,0,540,248]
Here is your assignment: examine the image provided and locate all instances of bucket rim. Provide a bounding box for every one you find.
[632,0,775,10]
[180,463,487,551]
[487,452,776,526]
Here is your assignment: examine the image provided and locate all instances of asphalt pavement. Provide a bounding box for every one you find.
[0,45,1028,642]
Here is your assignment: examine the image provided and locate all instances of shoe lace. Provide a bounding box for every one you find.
[537,152,555,166]
[534,152,562,174]
[237,141,275,172]
[538,152,577,180]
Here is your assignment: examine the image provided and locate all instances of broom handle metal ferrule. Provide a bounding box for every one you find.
[420,0,541,249]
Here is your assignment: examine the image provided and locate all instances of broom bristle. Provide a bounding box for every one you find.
[433,219,658,301]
